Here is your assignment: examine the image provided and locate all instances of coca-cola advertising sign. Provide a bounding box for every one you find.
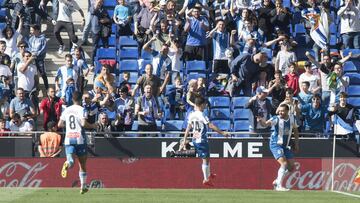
[0,158,358,191]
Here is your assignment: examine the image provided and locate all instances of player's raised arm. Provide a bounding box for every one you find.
[182,123,193,146]
[257,117,272,128]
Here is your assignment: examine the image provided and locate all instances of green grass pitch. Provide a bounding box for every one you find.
[0,188,359,203]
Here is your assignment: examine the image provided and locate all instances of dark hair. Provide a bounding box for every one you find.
[302,81,310,87]
[0,40,6,46]
[2,25,14,39]
[339,92,348,98]
[17,87,25,92]
[279,103,289,111]
[22,50,32,57]
[47,121,57,130]
[285,88,294,94]
[30,24,41,31]
[312,94,321,101]
[72,91,82,103]
[17,41,28,48]
[274,70,282,75]
[13,113,21,120]
[65,54,73,60]
[120,85,129,93]
[194,96,206,106]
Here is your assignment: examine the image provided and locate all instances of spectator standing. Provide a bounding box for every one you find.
[16,51,39,93]
[2,0,55,38]
[257,0,275,41]
[299,94,325,135]
[55,54,82,100]
[114,86,134,131]
[298,61,321,95]
[10,41,27,76]
[338,0,360,49]
[328,63,349,104]
[298,81,313,105]
[230,52,268,96]
[54,0,85,54]
[135,84,162,136]
[81,0,96,45]
[113,0,132,36]
[39,87,63,131]
[275,40,297,76]
[184,5,209,61]
[132,64,167,97]
[40,0,60,20]
[28,24,49,90]
[0,24,22,57]
[90,0,111,64]
[9,88,36,119]
[284,62,300,96]
[245,86,273,135]
[270,0,292,35]
[268,70,286,111]
[0,118,10,136]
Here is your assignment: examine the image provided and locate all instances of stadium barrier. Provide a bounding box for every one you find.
[0,158,359,191]
[0,132,359,158]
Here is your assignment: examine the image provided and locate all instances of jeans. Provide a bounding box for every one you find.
[82,12,93,41]
[342,32,360,49]
[35,58,49,90]
[54,21,78,46]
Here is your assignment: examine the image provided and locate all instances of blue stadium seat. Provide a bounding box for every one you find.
[292,11,302,24]
[208,96,231,108]
[119,48,138,60]
[348,86,360,97]
[233,108,250,120]
[111,24,117,35]
[140,50,153,60]
[98,35,116,47]
[329,23,337,34]
[119,60,139,72]
[294,24,306,37]
[0,9,5,18]
[347,97,360,108]
[209,120,231,137]
[346,73,360,85]
[329,35,337,46]
[96,47,116,59]
[164,120,183,131]
[343,49,360,57]
[103,0,117,7]
[107,10,114,17]
[233,120,250,132]
[0,23,5,30]
[210,108,231,120]
[119,36,138,48]
[343,61,357,73]
[283,0,291,8]
[186,60,207,74]
[232,97,250,109]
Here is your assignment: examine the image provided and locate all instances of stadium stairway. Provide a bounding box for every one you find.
[37,1,93,129]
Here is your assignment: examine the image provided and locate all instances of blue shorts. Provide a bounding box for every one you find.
[193,141,209,158]
[65,144,87,157]
[270,144,293,160]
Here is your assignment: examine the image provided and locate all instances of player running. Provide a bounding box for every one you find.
[58,92,95,194]
[183,96,229,186]
[257,104,299,191]
[355,170,360,185]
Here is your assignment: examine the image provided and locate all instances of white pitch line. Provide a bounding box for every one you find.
[332,190,360,199]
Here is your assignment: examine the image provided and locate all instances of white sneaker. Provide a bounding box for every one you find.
[275,186,290,191]
[58,45,65,55]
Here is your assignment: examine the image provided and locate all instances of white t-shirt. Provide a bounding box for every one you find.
[168,47,183,72]
[0,64,12,77]
[60,104,86,145]
[275,50,297,76]
[0,31,20,57]
[57,0,81,22]
[299,73,320,93]
[17,63,37,91]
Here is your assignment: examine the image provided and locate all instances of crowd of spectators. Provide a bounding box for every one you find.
[0,0,359,140]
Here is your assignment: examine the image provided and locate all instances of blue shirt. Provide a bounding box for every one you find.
[114,5,129,21]
[298,91,313,106]
[186,16,209,46]
[9,97,34,116]
[301,104,325,132]
[212,31,229,59]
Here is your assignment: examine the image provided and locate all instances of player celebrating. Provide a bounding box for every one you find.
[257,104,299,191]
[183,96,228,186]
[58,91,95,194]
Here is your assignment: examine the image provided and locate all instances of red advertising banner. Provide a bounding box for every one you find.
[0,158,359,191]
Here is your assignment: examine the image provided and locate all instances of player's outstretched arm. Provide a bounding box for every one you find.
[209,122,229,137]
[57,119,65,129]
[81,119,96,129]
[182,123,192,147]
